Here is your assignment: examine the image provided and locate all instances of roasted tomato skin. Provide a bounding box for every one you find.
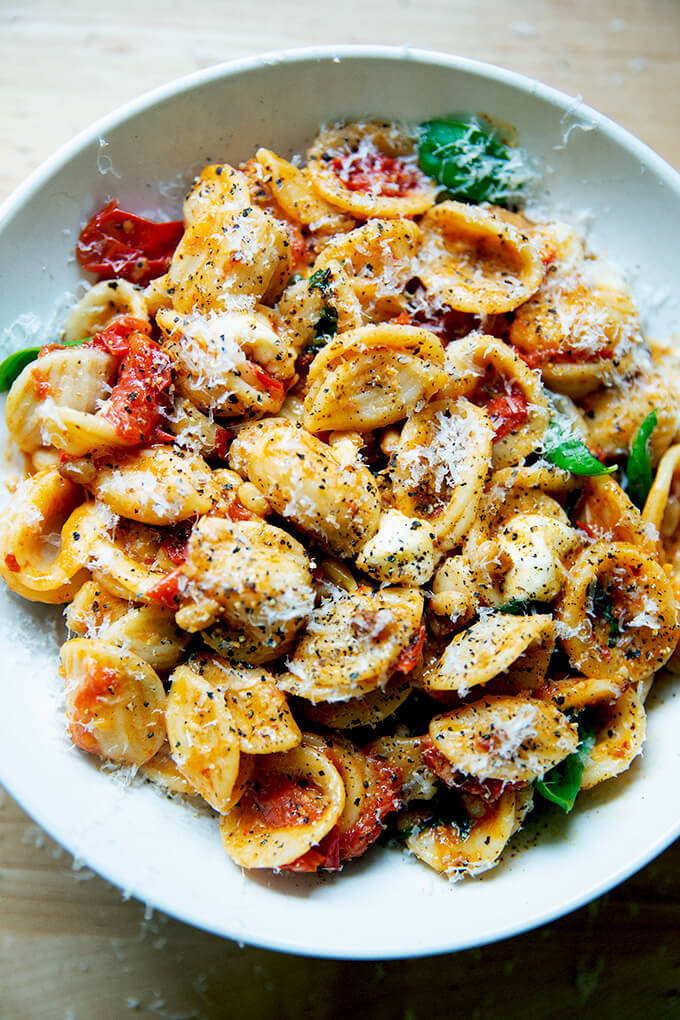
[147,567,185,610]
[76,200,184,285]
[421,736,522,803]
[339,754,403,861]
[396,625,426,674]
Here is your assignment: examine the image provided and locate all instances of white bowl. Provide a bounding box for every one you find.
[1,46,679,960]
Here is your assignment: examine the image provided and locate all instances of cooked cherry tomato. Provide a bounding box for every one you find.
[339,755,402,861]
[76,200,184,285]
[88,315,145,356]
[395,625,426,674]
[480,380,528,440]
[330,151,422,198]
[421,737,516,803]
[213,427,234,461]
[248,772,327,829]
[68,664,119,755]
[226,500,255,523]
[251,364,286,399]
[282,827,342,873]
[147,567,185,609]
[160,523,192,566]
[85,318,173,444]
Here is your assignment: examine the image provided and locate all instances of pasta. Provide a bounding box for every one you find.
[2,114,680,885]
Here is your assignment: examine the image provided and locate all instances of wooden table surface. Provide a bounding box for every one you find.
[1,3,680,1018]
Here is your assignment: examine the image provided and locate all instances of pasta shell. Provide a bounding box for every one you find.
[187,655,302,755]
[61,638,166,765]
[183,163,251,225]
[556,541,679,681]
[87,446,219,525]
[306,122,436,219]
[575,476,659,554]
[219,743,345,869]
[422,613,554,697]
[313,219,421,320]
[386,396,493,553]
[140,742,203,798]
[5,346,117,453]
[166,205,291,314]
[580,687,646,789]
[64,279,148,342]
[400,787,529,879]
[229,418,381,558]
[157,306,293,418]
[65,578,189,671]
[0,468,89,603]
[302,324,448,433]
[356,509,435,586]
[275,260,363,349]
[510,267,642,397]
[302,675,412,730]
[278,586,424,703]
[429,695,578,783]
[177,516,315,664]
[254,148,354,233]
[62,503,170,603]
[166,665,241,813]
[418,201,543,314]
[580,356,680,462]
[442,333,549,469]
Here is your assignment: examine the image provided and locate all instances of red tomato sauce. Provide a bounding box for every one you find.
[329,150,422,198]
[76,200,184,285]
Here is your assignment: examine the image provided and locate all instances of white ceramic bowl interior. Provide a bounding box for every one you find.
[1,47,679,959]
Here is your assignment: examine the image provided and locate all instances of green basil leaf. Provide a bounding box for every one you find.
[314,304,338,339]
[417,117,531,205]
[626,409,658,508]
[543,420,615,476]
[591,580,621,647]
[535,718,596,813]
[0,338,89,392]
[0,347,44,391]
[496,599,552,616]
[308,268,332,293]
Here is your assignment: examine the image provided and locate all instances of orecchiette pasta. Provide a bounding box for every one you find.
[3,115,679,885]
[302,324,448,433]
[61,638,167,764]
[418,201,544,315]
[229,417,381,558]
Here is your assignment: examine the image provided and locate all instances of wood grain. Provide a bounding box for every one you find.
[1,2,680,1017]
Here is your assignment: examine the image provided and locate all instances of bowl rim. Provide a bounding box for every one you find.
[1,44,679,959]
